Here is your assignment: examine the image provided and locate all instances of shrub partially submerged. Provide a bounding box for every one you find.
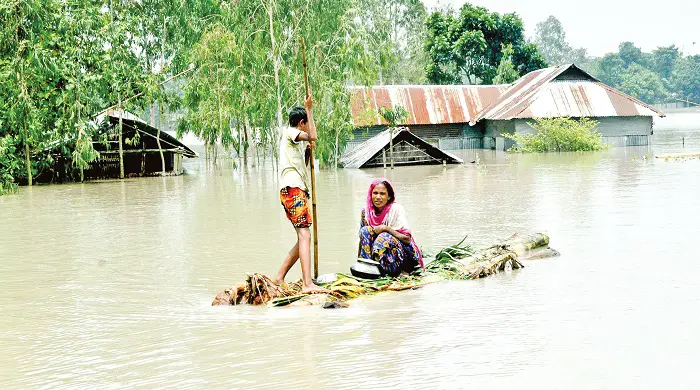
[505,117,607,153]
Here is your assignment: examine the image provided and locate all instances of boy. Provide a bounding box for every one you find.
[274,95,324,293]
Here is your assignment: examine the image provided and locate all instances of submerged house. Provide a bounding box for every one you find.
[84,110,197,179]
[348,64,665,152]
[339,128,463,168]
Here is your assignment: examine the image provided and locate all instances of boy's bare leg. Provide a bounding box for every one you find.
[274,242,299,285]
[296,227,325,293]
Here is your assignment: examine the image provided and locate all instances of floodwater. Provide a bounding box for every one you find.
[2,115,700,389]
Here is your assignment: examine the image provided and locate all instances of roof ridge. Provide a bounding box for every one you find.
[470,65,569,124]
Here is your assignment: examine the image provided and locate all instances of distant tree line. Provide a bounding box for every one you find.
[534,15,700,104]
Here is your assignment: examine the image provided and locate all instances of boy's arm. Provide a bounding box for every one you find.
[296,95,317,142]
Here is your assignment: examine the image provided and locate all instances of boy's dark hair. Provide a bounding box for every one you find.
[288,106,308,127]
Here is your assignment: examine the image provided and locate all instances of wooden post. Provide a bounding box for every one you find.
[301,37,319,279]
[157,103,165,174]
[390,127,395,169]
[118,97,125,179]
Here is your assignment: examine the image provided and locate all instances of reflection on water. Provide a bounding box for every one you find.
[1,124,700,389]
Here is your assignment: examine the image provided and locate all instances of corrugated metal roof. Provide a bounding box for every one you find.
[340,127,463,169]
[470,64,666,124]
[349,85,507,127]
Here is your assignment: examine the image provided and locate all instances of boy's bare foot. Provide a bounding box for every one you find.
[301,283,328,294]
[273,278,287,287]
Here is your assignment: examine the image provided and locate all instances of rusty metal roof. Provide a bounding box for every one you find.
[470,64,666,124]
[349,85,507,127]
[339,127,463,168]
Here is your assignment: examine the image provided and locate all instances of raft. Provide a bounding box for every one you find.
[212,233,559,308]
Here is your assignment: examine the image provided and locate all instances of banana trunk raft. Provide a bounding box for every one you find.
[212,233,559,308]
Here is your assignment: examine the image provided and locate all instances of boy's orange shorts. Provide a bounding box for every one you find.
[280,187,312,228]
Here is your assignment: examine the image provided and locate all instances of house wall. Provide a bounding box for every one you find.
[513,116,652,136]
[347,116,654,154]
[484,120,516,150]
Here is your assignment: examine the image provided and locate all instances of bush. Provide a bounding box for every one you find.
[504,117,607,153]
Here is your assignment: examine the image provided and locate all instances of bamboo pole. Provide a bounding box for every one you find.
[301,37,319,280]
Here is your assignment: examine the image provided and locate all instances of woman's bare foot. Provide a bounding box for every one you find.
[301,282,327,294]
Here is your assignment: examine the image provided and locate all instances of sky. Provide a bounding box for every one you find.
[422,0,699,57]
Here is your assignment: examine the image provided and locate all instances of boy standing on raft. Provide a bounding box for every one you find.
[274,95,324,293]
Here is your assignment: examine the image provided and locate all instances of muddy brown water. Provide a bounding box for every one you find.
[2,121,700,389]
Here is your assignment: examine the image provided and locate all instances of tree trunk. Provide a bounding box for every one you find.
[150,103,155,127]
[24,122,32,186]
[334,131,340,169]
[118,97,125,179]
[243,122,249,167]
[268,0,282,172]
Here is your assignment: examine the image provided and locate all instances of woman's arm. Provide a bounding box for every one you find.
[374,225,411,245]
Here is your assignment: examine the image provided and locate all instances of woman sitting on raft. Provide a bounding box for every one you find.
[358,178,423,277]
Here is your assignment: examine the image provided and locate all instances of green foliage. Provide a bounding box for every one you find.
[379,106,409,128]
[652,45,680,80]
[618,41,644,67]
[356,0,429,84]
[596,53,626,87]
[505,117,606,153]
[425,3,546,85]
[493,44,519,84]
[534,15,588,66]
[535,18,697,104]
[0,135,21,194]
[176,0,388,168]
[619,64,668,103]
[672,55,700,102]
[590,41,695,103]
[179,24,238,159]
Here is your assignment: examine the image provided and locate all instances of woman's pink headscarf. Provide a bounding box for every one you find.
[365,178,423,267]
[365,178,395,227]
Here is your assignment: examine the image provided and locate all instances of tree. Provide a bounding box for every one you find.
[652,45,680,80]
[672,55,700,103]
[619,63,668,103]
[597,53,626,87]
[618,41,643,67]
[379,106,408,169]
[177,0,382,168]
[356,0,429,84]
[179,25,239,164]
[534,15,589,66]
[0,0,54,186]
[493,44,519,84]
[425,3,546,85]
[534,16,570,65]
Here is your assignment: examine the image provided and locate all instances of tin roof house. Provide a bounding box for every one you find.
[345,64,665,157]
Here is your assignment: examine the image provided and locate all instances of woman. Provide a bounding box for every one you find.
[358,178,423,277]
